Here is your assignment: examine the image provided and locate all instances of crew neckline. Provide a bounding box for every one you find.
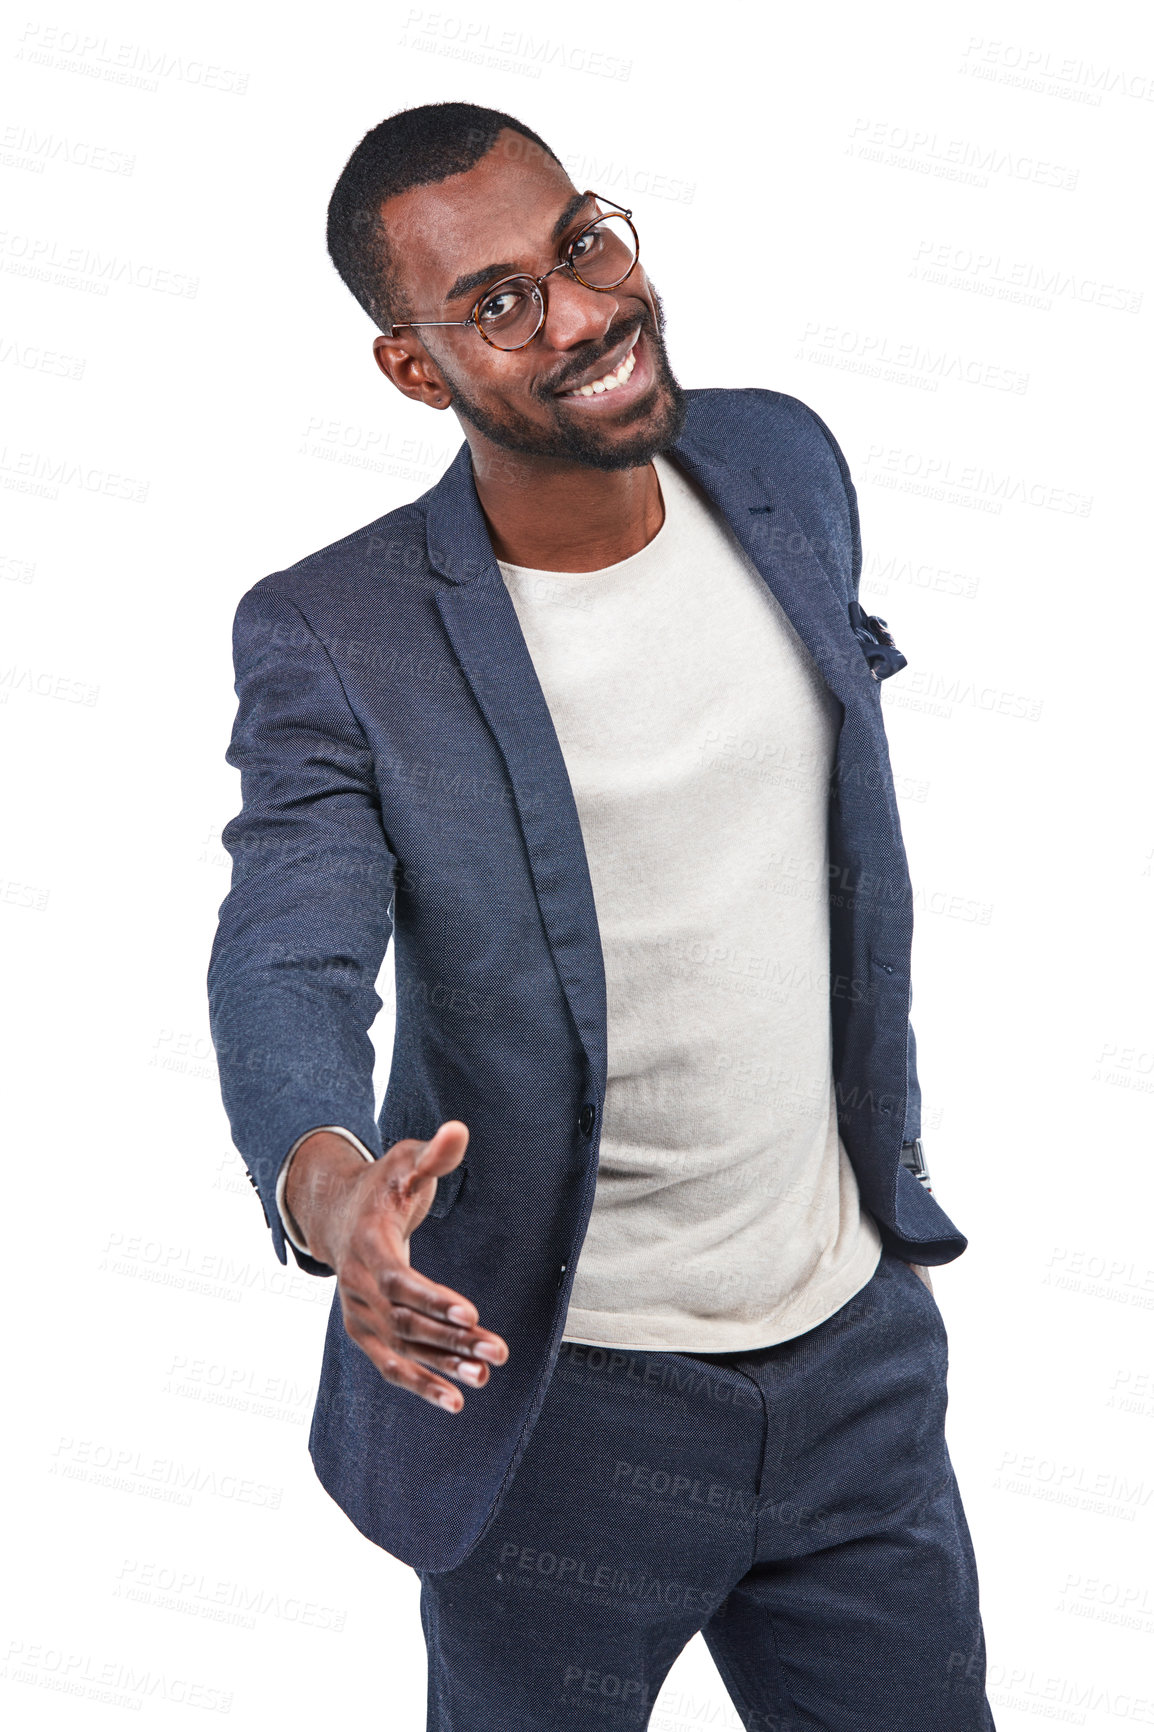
[496,454,676,581]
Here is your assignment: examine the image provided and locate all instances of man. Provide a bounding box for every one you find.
[208,102,994,1729]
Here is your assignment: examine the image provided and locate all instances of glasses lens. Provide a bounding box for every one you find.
[568,212,638,289]
[474,277,544,349]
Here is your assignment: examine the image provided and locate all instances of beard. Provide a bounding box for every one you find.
[432,288,688,471]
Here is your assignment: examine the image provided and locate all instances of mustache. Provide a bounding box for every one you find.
[538,302,659,398]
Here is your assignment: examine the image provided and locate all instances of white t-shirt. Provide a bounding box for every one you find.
[497,453,882,1352]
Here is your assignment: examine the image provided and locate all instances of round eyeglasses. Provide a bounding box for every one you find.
[388,193,640,352]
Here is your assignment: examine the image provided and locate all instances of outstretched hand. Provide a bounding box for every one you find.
[287,1121,508,1413]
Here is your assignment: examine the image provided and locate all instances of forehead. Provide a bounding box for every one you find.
[380,131,581,304]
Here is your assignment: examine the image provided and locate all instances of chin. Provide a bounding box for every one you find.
[567,381,689,471]
[448,331,688,471]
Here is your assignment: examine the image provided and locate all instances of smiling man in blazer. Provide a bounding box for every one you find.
[208,102,994,1730]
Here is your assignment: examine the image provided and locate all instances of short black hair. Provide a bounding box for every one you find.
[326,102,562,331]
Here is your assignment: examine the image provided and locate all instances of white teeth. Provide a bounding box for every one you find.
[569,344,636,398]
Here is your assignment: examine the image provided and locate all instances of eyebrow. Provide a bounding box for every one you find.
[442,190,596,307]
[550,189,594,244]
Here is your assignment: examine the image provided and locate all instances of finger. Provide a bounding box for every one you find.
[402,1342,493,1387]
[347,1284,508,1365]
[343,1266,507,1363]
[392,1304,509,1364]
[345,1324,467,1412]
[373,1264,486,1331]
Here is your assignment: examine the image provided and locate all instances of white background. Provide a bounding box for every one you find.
[2,0,1152,1725]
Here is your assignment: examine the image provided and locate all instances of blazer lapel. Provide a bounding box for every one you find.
[423,447,608,1098]
[667,431,871,714]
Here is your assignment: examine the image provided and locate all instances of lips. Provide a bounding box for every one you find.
[556,329,640,398]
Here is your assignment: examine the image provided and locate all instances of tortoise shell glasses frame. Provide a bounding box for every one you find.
[386,192,640,351]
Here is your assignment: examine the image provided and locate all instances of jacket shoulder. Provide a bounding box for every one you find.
[683,385,851,478]
[258,496,429,605]
[681,387,861,594]
[222,491,430,645]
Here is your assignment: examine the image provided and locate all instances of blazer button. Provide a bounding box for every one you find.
[578,1104,596,1138]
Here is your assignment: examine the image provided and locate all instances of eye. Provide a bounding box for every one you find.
[571,222,607,259]
[478,286,525,325]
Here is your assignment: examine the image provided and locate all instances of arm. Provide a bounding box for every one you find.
[803,403,934,1292]
[207,584,395,1270]
[207,585,508,1404]
[803,401,927,1173]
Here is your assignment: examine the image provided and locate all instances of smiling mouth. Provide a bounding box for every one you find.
[557,332,639,398]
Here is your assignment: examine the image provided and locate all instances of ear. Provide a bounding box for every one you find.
[372,333,452,410]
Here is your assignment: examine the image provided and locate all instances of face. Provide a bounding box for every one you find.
[372,131,687,471]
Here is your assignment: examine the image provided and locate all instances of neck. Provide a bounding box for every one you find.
[465,432,665,573]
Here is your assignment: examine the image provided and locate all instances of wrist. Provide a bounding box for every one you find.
[285,1131,371,1263]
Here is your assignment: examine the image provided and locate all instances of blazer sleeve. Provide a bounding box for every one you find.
[207,584,397,1275]
[798,399,925,1159]
[793,398,863,600]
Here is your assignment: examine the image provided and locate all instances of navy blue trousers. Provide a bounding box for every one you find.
[417,1251,994,1729]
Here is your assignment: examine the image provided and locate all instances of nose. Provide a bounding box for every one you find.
[540,271,619,351]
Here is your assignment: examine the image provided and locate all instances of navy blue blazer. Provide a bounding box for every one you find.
[207,386,968,1572]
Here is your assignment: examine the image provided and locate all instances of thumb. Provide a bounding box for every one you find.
[398,1122,468,1236]
[410,1119,469,1185]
